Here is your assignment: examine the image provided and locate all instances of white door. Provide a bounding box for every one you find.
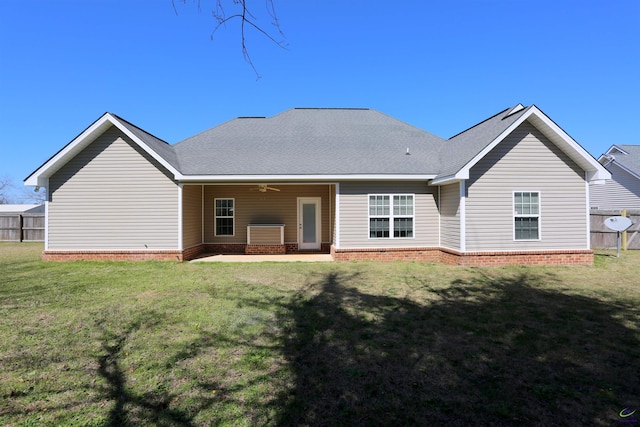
[298,197,321,250]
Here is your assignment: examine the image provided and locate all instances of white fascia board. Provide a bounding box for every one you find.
[177,174,437,183]
[525,107,610,181]
[44,182,49,251]
[25,113,181,187]
[597,156,613,167]
[459,180,466,252]
[584,174,591,247]
[107,114,181,179]
[25,114,113,187]
[451,106,610,184]
[606,145,629,156]
[598,146,621,164]
[429,175,464,186]
[451,109,534,183]
[334,183,341,249]
[607,159,640,180]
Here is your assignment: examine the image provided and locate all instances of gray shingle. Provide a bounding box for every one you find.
[173,108,446,176]
[112,114,181,171]
[610,145,640,176]
[108,105,535,179]
[436,105,531,178]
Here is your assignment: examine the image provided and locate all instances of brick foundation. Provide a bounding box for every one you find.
[42,250,184,262]
[207,243,331,256]
[331,246,594,266]
[42,244,209,262]
[41,245,594,266]
[182,244,207,261]
[245,244,286,255]
[205,244,246,255]
[440,248,594,267]
[285,243,332,254]
[331,247,442,262]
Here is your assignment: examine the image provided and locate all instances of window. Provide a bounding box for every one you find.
[369,194,414,238]
[514,192,539,240]
[215,198,234,236]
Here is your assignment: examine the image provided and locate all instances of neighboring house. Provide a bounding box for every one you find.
[590,145,640,211]
[0,204,44,214]
[24,104,610,265]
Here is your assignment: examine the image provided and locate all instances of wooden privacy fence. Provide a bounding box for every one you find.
[2,208,637,248]
[0,213,45,242]
[591,209,640,250]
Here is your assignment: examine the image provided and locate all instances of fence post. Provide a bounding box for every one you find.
[622,209,627,251]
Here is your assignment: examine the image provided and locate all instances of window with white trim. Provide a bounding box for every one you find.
[369,194,414,238]
[514,192,539,240]
[215,198,234,236]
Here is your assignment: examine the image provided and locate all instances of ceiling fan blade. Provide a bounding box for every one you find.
[250,185,280,192]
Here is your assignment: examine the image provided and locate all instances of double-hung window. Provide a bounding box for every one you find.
[369,194,414,238]
[215,198,234,236]
[514,192,539,240]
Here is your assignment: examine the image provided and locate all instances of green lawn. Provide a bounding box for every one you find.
[1,243,639,426]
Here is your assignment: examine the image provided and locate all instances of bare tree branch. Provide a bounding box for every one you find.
[174,0,287,79]
[265,0,285,39]
[18,186,47,204]
[0,176,14,204]
[0,176,46,204]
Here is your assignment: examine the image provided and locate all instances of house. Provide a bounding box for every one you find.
[0,204,44,214]
[590,145,640,211]
[24,104,610,266]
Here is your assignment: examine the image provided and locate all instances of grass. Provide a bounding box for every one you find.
[1,243,639,426]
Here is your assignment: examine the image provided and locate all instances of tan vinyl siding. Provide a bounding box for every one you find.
[588,181,606,210]
[247,226,284,244]
[337,181,438,248]
[331,185,336,245]
[182,185,203,248]
[439,183,461,250]
[465,121,587,251]
[203,184,331,244]
[589,163,640,210]
[48,126,179,250]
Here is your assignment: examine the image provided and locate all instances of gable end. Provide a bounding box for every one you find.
[434,106,610,184]
[25,113,181,188]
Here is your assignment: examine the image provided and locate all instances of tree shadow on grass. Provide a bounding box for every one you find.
[93,307,273,426]
[95,311,197,426]
[274,271,640,426]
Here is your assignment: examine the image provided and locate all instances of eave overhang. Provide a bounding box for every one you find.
[429,175,463,186]
[434,105,610,185]
[599,158,640,181]
[24,113,181,188]
[178,174,438,183]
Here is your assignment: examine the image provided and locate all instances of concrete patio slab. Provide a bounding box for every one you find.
[191,254,334,263]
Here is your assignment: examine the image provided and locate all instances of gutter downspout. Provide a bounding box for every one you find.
[460,180,466,252]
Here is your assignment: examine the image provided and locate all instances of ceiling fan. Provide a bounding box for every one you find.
[251,184,281,193]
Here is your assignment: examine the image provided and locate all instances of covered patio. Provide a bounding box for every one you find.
[190,253,334,262]
[180,183,336,259]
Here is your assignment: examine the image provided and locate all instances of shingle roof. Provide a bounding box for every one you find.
[112,114,181,171]
[173,108,446,176]
[0,204,43,214]
[435,105,532,178]
[608,145,640,176]
[27,103,611,186]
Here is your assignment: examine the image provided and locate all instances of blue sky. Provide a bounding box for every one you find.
[1,0,638,201]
